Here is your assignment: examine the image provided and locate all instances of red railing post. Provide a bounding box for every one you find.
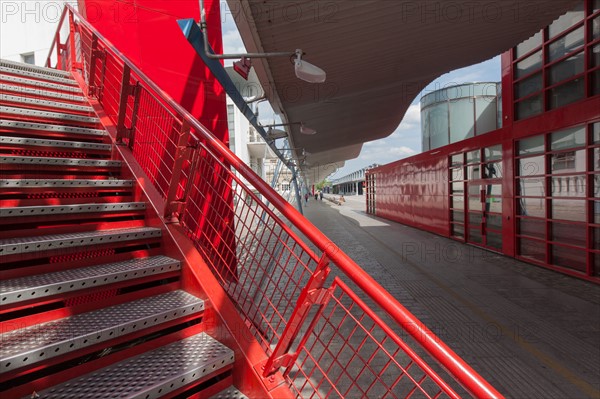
[87,35,101,97]
[164,120,192,220]
[68,10,81,71]
[116,65,134,143]
[261,254,332,378]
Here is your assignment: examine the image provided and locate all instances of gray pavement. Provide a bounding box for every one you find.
[302,194,600,399]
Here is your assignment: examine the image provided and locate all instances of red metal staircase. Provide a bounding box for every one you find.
[0,5,505,399]
[0,60,246,398]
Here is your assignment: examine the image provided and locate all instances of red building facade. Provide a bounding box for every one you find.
[367,0,600,282]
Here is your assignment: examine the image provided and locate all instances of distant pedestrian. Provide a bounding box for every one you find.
[304,193,309,205]
[314,192,318,201]
[319,191,323,201]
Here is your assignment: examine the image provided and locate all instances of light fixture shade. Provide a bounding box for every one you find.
[295,59,326,83]
[300,125,317,135]
[266,128,288,139]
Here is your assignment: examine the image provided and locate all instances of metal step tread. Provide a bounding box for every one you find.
[0,179,133,189]
[0,93,94,113]
[0,256,180,306]
[1,84,86,103]
[0,136,111,152]
[0,227,162,256]
[0,66,78,86]
[0,59,72,78]
[0,155,121,168]
[0,119,106,136]
[0,201,146,218]
[34,333,234,399]
[0,74,82,93]
[0,290,205,373]
[1,106,100,124]
[209,387,249,399]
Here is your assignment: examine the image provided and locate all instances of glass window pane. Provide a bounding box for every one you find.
[451,168,464,181]
[451,196,465,210]
[486,196,502,213]
[594,228,600,250]
[518,197,546,218]
[552,199,586,221]
[475,97,497,135]
[452,210,465,223]
[451,181,464,194]
[449,98,475,143]
[552,222,586,247]
[593,15,600,40]
[515,94,542,120]
[548,4,584,38]
[552,245,586,272]
[469,196,481,211]
[469,228,483,244]
[469,212,482,225]
[516,31,543,58]
[515,73,542,99]
[486,231,503,250]
[549,78,585,109]
[519,218,546,239]
[593,122,600,144]
[451,154,463,167]
[550,150,586,173]
[428,103,449,149]
[485,145,502,161]
[452,223,465,239]
[518,177,545,196]
[594,44,600,68]
[468,165,482,180]
[519,238,546,262]
[515,50,542,78]
[518,156,545,176]
[483,184,502,196]
[594,174,600,197]
[487,214,503,230]
[593,70,600,96]
[485,162,503,178]
[548,26,584,61]
[518,135,545,155]
[466,150,480,164]
[550,126,586,150]
[551,175,586,197]
[548,52,584,85]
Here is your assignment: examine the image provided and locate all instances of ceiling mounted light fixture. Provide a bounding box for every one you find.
[262,121,317,136]
[198,0,325,83]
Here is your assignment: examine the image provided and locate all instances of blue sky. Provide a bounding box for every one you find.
[220,4,501,180]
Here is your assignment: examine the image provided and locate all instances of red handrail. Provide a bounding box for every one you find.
[51,5,504,398]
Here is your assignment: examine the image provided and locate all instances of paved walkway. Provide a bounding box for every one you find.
[303,195,600,399]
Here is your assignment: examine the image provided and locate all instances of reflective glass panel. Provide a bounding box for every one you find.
[550,126,586,150]
[515,73,542,99]
[487,214,503,230]
[451,168,464,181]
[485,163,503,179]
[486,197,502,213]
[518,156,545,177]
[548,78,585,109]
[518,178,545,196]
[483,184,502,196]
[451,154,464,167]
[484,145,502,161]
[552,222,586,247]
[451,196,465,210]
[519,218,546,239]
[594,70,600,96]
[469,212,483,225]
[594,228,600,250]
[452,223,465,239]
[550,150,586,173]
[515,51,542,78]
[548,26,584,61]
[516,31,543,58]
[552,199,586,221]
[452,210,465,223]
[518,135,545,155]
[548,4,584,38]
[552,245,586,272]
[548,52,584,85]
[594,174,600,197]
[451,181,464,194]
[468,165,482,180]
[487,232,503,251]
[466,150,480,164]
[593,122,600,144]
[469,196,482,211]
[519,238,546,262]
[593,15,600,40]
[469,228,483,244]
[594,44,600,68]
[551,175,586,197]
[516,94,542,120]
[518,197,546,218]
[595,201,600,224]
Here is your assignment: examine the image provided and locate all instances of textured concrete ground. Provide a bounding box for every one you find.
[301,195,600,399]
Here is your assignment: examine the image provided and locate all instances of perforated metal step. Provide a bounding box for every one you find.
[0,120,106,137]
[0,155,121,168]
[0,66,78,86]
[0,74,82,93]
[1,106,100,124]
[0,290,205,373]
[0,59,72,78]
[0,94,94,113]
[0,202,145,218]
[0,179,133,189]
[0,256,179,306]
[209,387,249,399]
[1,84,86,103]
[0,136,111,152]
[32,333,233,399]
[0,227,161,257]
